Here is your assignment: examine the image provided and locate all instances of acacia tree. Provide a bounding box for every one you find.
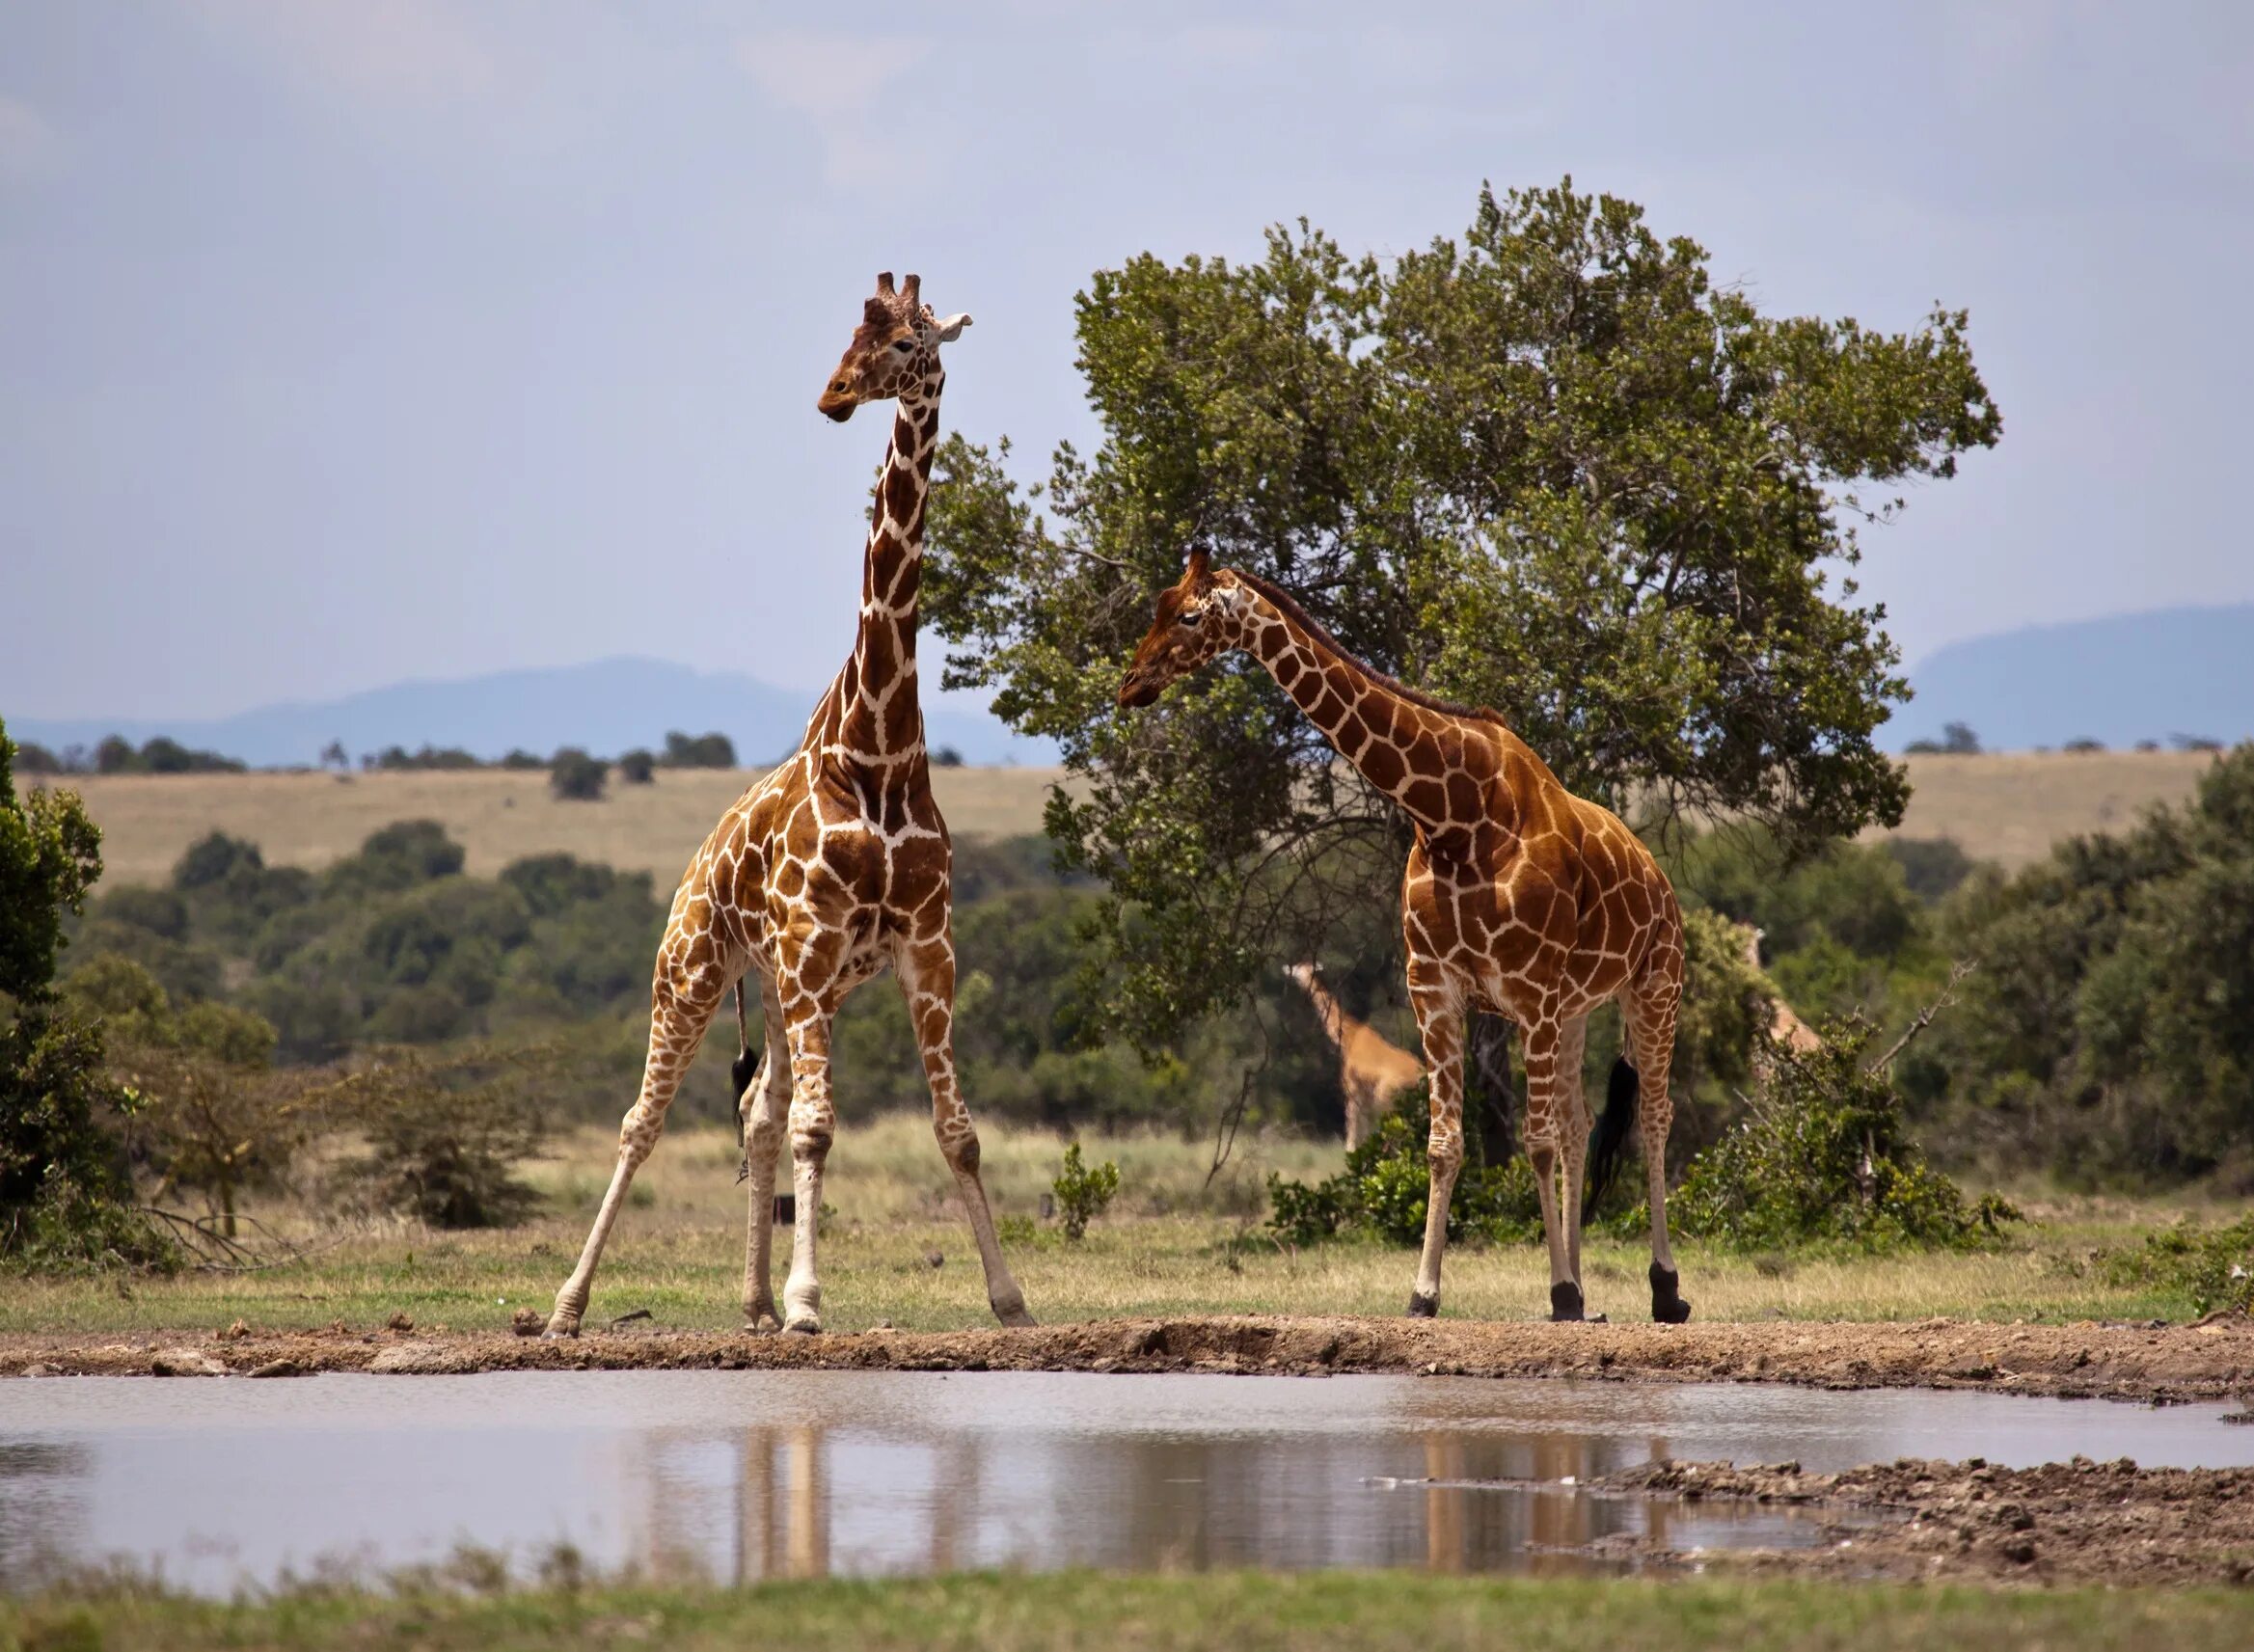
[924,181,1998,1050]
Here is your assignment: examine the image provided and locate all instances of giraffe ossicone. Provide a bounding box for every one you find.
[1120,552,1694,1325]
[544,271,1032,1340]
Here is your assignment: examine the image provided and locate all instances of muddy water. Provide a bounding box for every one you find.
[3,1371,2250,1594]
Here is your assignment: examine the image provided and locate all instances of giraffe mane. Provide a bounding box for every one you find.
[1226,567,1507,729]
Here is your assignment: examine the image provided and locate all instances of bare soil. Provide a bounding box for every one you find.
[5,1312,2252,1404]
[1591,1455,2254,1585]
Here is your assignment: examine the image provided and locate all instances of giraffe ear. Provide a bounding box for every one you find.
[934,312,972,342]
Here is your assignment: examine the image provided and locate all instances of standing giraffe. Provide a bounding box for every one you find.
[544,273,1033,1338]
[1284,962,1423,1150]
[1119,551,1691,1323]
[1740,924,1822,1054]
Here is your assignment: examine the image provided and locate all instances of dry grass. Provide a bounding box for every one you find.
[1862,748,2217,868]
[54,751,2217,889]
[57,766,1077,884]
[0,1117,2196,1339]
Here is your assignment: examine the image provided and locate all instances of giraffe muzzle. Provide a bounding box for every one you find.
[818,393,856,422]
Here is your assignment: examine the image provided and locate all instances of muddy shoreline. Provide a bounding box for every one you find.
[1588,1456,2254,1585]
[5,1313,2251,1403]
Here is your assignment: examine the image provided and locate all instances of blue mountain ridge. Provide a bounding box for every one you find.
[9,657,1055,770]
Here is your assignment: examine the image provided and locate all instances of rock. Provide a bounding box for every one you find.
[248,1359,308,1379]
[923,1249,945,1270]
[386,1312,415,1333]
[511,1308,545,1337]
[221,1319,251,1341]
[150,1348,226,1377]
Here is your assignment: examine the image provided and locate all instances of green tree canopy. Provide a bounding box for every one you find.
[925,181,1998,1044]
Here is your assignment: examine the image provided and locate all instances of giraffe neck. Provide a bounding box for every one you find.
[1232,588,1469,834]
[823,372,942,769]
[1291,970,1350,1051]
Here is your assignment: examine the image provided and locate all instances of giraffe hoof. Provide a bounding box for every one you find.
[744,1310,782,1334]
[993,1303,1037,1329]
[1650,1264,1692,1324]
[540,1319,582,1341]
[1549,1282,1586,1322]
[1406,1291,1438,1318]
[782,1316,823,1336]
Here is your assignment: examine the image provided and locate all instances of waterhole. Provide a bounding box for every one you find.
[4,1370,2248,1594]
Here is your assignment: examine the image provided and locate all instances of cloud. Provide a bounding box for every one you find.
[736,30,928,186]
[0,95,61,185]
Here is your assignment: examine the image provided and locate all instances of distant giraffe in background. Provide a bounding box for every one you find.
[1120,551,1691,1324]
[1741,925,1822,1054]
[544,273,1032,1339]
[1286,962,1424,1150]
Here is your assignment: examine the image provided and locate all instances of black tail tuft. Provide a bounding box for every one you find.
[1583,1056,1638,1224]
[730,1045,759,1107]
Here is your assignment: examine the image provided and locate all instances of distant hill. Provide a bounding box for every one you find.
[1895,603,2254,752]
[11,657,1054,770]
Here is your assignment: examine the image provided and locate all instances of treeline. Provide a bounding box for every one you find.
[1902,722,2226,756]
[14,728,743,778]
[43,742,2254,1185]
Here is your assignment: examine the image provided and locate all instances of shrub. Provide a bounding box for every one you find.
[328,1044,548,1228]
[1267,1084,1543,1248]
[549,748,608,802]
[616,748,657,785]
[1052,1142,1119,1240]
[2100,1215,2254,1316]
[662,731,736,769]
[1670,1016,2018,1252]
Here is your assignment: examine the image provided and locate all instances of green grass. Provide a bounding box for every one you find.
[0,1115,2208,1338]
[8,1571,2254,1652]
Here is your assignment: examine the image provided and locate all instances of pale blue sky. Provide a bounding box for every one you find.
[3,1,2250,723]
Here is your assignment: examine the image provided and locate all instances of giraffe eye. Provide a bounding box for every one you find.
[1180,608,1204,628]
[891,339,914,353]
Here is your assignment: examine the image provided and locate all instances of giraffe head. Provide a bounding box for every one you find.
[817,271,971,422]
[1116,548,1249,708]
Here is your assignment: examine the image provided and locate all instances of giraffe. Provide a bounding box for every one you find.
[1741,924,1822,1054]
[1118,551,1692,1324]
[544,272,1033,1338]
[1284,962,1423,1150]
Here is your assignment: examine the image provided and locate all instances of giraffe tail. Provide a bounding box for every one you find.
[1582,1056,1638,1224]
[730,982,758,1184]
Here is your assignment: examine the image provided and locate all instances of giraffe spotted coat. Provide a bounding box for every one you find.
[1120,551,1692,1324]
[545,274,1032,1338]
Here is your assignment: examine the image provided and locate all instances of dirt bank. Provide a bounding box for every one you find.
[1589,1456,2254,1585]
[5,1313,2252,1402]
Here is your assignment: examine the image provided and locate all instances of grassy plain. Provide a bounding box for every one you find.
[57,765,1074,885]
[53,750,2222,887]
[9,1570,2254,1652]
[0,1116,2206,1339]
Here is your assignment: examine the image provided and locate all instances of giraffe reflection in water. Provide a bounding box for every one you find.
[623,1413,1704,1582]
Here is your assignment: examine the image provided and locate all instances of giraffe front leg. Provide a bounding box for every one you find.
[740,974,790,1332]
[1555,1015,1592,1309]
[779,1004,836,1335]
[1519,1015,1583,1322]
[548,973,718,1338]
[1405,979,1465,1318]
[898,936,1034,1328]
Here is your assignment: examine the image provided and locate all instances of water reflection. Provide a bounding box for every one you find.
[3,1369,2249,1596]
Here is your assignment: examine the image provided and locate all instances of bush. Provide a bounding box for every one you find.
[662,731,736,769]
[616,748,657,785]
[1267,1084,1543,1248]
[2100,1215,2254,1316]
[549,749,608,802]
[328,1045,548,1228]
[1052,1142,1119,1240]
[1670,1017,2018,1252]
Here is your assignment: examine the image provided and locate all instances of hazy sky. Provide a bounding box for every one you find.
[4,1,2250,724]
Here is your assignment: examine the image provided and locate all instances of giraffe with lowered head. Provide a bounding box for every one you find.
[1286,962,1423,1151]
[545,273,1033,1338]
[1119,551,1692,1324]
